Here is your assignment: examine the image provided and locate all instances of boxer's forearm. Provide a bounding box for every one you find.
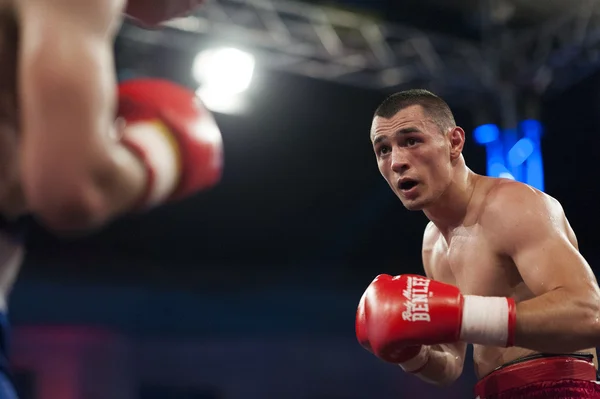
[19,0,134,232]
[514,287,600,352]
[404,344,464,387]
[97,142,149,217]
[27,140,147,233]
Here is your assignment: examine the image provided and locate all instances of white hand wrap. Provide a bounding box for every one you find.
[459,295,516,347]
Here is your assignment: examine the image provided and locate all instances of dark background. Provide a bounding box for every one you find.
[22,0,599,296]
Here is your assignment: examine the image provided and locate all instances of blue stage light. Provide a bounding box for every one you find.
[474,124,500,144]
[508,138,535,167]
[474,120,544,191]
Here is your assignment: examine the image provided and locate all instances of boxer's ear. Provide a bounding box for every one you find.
[448,127,465,160]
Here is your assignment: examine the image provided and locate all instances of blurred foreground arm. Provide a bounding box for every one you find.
[18,0,222,232]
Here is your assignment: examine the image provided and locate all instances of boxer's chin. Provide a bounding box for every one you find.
[401,198,427,211]
[397,190,428,210]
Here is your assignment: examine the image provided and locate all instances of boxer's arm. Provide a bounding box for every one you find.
[17,0,149,231]
[401,344,466,387]
[484,182,600,352]
[406,223,466,386]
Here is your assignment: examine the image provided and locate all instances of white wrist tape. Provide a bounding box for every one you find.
[399,346,431,373]
[459,295,515,347]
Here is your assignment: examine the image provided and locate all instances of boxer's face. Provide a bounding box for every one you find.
[371,105,457,210]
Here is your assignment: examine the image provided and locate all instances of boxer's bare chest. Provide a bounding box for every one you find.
[425,223,539,377]
[427,225,523,296]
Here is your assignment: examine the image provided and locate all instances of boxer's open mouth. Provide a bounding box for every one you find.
[399,180,418,191]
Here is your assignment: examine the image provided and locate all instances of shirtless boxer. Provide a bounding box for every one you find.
[0,0,219,397]
[355,89,600,398]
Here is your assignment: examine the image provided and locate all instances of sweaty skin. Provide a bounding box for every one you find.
[370,104,599,383]
[0,0,201,231]
[0,0,205,314]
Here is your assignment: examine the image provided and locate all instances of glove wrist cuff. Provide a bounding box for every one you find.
[460,295,517,347]
[121,121,181,209]
[399,345,430,373]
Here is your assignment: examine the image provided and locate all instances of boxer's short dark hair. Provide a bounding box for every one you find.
[374,89,456,133]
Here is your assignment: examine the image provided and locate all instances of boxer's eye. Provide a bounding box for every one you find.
[405,137,419,147]
[377,145,391,156]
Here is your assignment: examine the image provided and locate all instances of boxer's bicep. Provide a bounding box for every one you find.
[487,183,598,297]
[18,0,124,207]
[485,183,600,351]
[511,226,596,297]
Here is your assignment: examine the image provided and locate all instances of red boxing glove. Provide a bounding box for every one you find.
[356,274,516,363]
[118,79,223,209]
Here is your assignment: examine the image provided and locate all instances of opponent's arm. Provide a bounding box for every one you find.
[484,183,600,352]
[18,0,145,231]
[400,223,466,386]
[18,0,223,232]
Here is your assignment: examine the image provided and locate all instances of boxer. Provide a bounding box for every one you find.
[0,0,219,397]
[356,89,600,398]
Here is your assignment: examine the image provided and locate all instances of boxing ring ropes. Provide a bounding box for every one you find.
[118,0,600,190]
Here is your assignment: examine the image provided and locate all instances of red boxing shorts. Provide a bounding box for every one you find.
[474,353,600,399]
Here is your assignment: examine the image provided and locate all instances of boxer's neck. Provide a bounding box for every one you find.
[423,159,478,235]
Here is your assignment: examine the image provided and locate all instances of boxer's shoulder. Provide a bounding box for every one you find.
[481,179,563,221]
[421,222,437,268]
[421,222,457,282]
[477,178,568,245]
[422,221,439,248]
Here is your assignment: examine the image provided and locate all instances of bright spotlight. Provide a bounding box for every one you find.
[192,47,255,95]
[196,87,245,114]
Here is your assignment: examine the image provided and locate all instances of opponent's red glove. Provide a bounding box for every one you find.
[117,79,223,209]
[356,274,516,364]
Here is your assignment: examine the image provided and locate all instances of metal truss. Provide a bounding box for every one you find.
[118,0,488,99]
[510,0,600,95]
[117,0,600,99]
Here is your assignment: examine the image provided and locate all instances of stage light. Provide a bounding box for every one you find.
[520,120,542,140]
[192,47,255,95]
[474,124,500,145]
[490,162,514,180]
[474,120,544,191]
[508,138,534,167]
[195,86,245,114]
[520,120,544,191]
